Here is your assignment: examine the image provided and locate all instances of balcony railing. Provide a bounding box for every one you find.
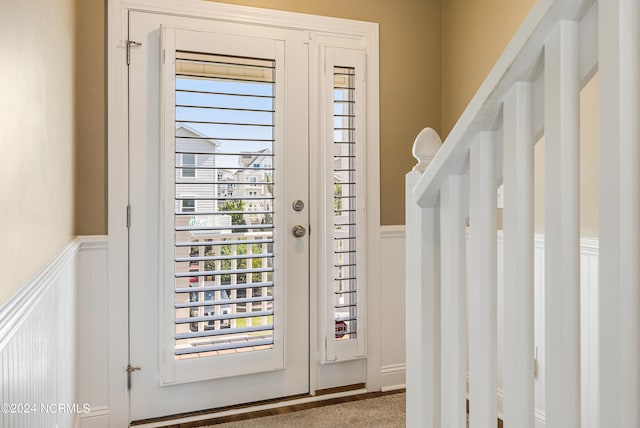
[174,227,274,358]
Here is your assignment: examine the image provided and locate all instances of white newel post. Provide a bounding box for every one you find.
[405,128,442,428]
[598,0,640,425]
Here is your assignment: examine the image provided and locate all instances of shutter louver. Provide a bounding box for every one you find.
[333,66,358,340]
[173,51,277,357]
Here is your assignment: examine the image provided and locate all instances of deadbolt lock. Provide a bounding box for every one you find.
[292,200,305,211]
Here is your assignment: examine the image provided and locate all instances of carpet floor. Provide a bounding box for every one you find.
[201,392,406,428]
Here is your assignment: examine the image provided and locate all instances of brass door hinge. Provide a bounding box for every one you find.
[125,40,142,65]
[126,364,141,390]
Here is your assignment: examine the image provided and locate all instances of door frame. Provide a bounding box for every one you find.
[108,1,380,426]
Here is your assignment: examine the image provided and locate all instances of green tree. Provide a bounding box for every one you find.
[222,199,247,232]
[334,183,343,212]
[264,172,274,196]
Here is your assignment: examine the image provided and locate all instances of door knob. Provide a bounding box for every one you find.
[292,225,306,238]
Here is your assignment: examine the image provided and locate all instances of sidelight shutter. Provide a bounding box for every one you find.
[333,66,358,341]
[322,46,367,362]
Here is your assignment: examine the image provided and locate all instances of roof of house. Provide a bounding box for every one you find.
[176,123,221,148]
[237,148,272,167]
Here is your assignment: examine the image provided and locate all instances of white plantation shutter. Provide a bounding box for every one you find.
[333,66,358,340]
[172,51,277,357]
[323,47,367,361]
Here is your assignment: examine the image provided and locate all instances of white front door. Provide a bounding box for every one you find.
[128,11,309,421]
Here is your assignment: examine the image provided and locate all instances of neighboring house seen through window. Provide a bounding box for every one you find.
[181,153,196,178]
[181,199,195,213]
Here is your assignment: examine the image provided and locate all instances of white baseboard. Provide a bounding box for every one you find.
[379,363,406,392]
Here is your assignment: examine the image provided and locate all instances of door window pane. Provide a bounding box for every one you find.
[173,51,276,358]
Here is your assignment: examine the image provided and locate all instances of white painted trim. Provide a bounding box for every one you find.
[77,235,109,250]
[392,225,597,252]
[380,363,407,374]
[380,225,406,239]
[131,387,369,428]
[378,226,406,393]
[579,237,599,255]
[118,0,379,36]
[380,384,407,393]
[81,406,110,417]
[380,363,407,391]
[76,236,110,428]
[0,239,80,352]
[107,0,131,425]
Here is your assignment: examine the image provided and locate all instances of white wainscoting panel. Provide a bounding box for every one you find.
[379,226,406,391]
[76,236,110,428]
[580,238,599,428]
[0,240,80,428]
[532,235,599,428]
[533,237,546,428]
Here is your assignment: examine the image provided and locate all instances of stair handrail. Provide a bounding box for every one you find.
[410,0,595,206]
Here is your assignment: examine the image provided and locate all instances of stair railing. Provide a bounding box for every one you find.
[405,0,640,426]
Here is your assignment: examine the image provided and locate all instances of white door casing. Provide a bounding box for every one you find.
[108,1,379,425]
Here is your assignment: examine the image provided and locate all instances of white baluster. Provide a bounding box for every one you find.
[598,0,640,425]
[468,132,498,428]
[405,127,442,428]
[440,174,468,428]
[502,82,535,427]
[544,20,581,428]
[231,240,239,330]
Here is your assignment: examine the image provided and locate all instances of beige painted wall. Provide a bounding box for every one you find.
[0,0,76,305]
[579,75,599,238]
[76,0,442,228]
[442,0,536,137]
[442,0,599,238]
[76,0,106,235]
[534,75,600,237]
[76,0,598,234]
